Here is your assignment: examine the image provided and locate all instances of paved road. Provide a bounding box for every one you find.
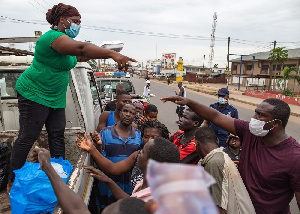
[130,76,299,213]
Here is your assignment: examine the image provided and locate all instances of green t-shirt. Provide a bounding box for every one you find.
[16,29,77,108]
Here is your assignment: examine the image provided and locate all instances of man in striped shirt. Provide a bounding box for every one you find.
[98,103,142,210]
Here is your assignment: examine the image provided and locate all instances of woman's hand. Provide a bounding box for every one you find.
[76,133,95,152]
[110,51,137,71]
[84,165,111,184]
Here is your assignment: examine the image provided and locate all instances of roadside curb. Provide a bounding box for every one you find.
[152,79,300,118]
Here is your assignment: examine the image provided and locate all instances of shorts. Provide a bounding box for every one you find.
[176,106,185,117]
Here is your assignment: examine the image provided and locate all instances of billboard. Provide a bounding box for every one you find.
[162,53,176,69]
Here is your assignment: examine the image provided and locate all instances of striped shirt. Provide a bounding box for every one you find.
[98,124,142,208]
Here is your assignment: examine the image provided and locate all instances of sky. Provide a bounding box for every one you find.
[1,0,300,68]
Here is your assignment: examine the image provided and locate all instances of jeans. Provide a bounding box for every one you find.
[9,93,66,182]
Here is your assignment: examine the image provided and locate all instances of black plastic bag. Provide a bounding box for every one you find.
[0,142,12,191]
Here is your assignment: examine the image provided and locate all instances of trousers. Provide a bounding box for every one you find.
[9,93,66,181]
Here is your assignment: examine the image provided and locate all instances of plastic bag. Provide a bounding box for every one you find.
[0,142,12,191]
[147,159,218,214]
[10,157,73,214]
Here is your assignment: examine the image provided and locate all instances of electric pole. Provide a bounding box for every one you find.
[227,37,230,88]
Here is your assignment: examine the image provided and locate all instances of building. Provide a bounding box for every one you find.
[230,48,300,91]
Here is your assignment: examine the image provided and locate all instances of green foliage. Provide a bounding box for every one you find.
[275,66,299,95]
[268,47,288,63]
[283,89,294,97]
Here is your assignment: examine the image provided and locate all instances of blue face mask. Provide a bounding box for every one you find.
[65,20,80,38]
[217,97,227,104]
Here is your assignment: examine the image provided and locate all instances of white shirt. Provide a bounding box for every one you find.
[143,86,150,97]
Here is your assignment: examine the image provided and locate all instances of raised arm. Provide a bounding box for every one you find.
[161,96,236,135]
[76,134,137,175]
[31,147,90,214]
[52,36,136,70]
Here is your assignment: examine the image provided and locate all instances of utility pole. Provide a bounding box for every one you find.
[227,37,230,88]
[268,40,277,90]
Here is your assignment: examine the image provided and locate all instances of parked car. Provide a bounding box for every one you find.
[95,77,147,107]
[125,72,131,78]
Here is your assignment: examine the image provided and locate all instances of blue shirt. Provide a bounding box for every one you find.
[98,124,142,208]
[106,111,116,126]
[208,103,238,147]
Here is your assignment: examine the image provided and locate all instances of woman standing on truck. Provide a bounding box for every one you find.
[8,3,136,192]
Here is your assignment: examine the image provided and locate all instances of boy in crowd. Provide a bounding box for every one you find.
[195,127,255,214]
[170,108,203,164]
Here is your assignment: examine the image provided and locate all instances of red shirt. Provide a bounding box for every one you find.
[170,131,200,164]
[234,119,300,214]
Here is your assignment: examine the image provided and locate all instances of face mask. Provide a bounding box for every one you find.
[249,118,275,137]
[65,20,80,38]
[217,97,227,104]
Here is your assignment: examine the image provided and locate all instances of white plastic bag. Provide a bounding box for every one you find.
[147,159,218,214]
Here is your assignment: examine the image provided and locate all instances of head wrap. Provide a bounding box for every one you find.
[46,3,81,28]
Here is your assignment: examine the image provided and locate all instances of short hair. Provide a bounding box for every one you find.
[121,103,136,111]
[46,3,81,28]
[226,134,242,146]
[145,104,158,115]
[148,137,180,163]
[185,108,204,127]
[263,98,290,128]
[116,83,126,92]
[195,127,218,145]
[118,197,147,214]
[141,120,170,139]
[116,91,130,100]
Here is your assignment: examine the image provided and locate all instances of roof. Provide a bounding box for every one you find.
[230,48,300,62]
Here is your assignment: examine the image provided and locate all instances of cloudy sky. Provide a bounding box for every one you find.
[1,0,300,67]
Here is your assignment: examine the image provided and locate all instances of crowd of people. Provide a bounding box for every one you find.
[6,3,300,214]
[29,81,300,214]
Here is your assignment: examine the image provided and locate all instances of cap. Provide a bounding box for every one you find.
[146,80,151,84]
[218,88,229,96]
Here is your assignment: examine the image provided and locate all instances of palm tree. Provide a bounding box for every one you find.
[268,47,288,91]
[276,66,299,96]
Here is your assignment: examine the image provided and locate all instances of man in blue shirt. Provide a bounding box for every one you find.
[203,88,238,147]
[99,103,142,209]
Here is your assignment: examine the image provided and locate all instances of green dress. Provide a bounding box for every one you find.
[16,29,77,108]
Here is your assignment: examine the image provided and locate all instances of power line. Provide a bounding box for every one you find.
[1,15,300,48]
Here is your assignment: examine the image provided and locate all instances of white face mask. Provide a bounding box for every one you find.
[217,97,227,105]
[249,118,276,137]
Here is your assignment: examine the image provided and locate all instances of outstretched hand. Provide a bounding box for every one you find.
[90,131,102,146]
[30,146,51,171]
[83,165,111,184]
[111,52,137,71]
[76,133,95,152]
[160,96,189,106]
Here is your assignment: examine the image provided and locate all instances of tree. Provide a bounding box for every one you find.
[268,47,288,91]
[275,66,299,95]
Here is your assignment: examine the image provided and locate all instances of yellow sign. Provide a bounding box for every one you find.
[176,57,183,81]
